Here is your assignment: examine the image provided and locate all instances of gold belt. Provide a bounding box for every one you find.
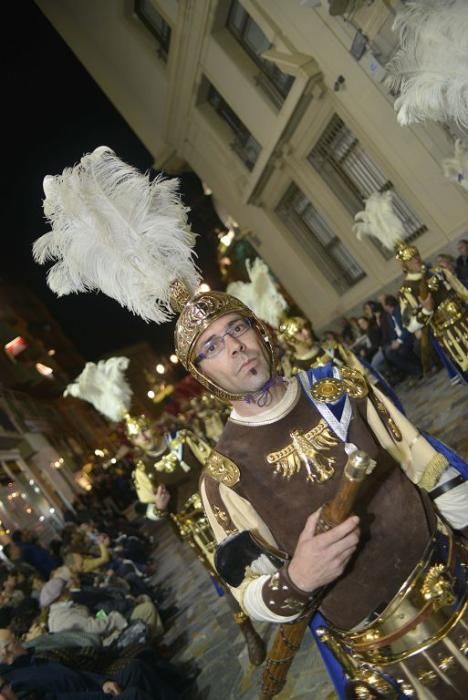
[432,296,465,333]
[328,519,467,665]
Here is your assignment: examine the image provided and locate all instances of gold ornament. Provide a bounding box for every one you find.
[341,367,368,399]
[310,378,345,403]
[421,563,456,610]
[266,419,337,483]
[395,241,419,263]
[124,413,151,438]
[204,449,240,487]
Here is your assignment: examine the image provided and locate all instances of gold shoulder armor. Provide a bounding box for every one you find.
[204,449,240,487]
[341,366,368,399]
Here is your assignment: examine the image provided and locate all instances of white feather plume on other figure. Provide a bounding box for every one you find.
[227,258,288,328]
[353,191,405,252]
[386,0,468,128]
[64,356,132,423]
[442,139,468,192]
[33,146,201,323]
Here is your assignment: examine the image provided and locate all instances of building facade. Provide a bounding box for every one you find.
[35,0,468,329]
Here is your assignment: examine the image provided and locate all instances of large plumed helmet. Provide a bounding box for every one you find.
[33,147,274,402]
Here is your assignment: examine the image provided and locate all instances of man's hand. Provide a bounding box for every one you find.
[102,680,122,696]
[419,293,434,312]
[287,509,360,593]
[154,484,170,511]
[390,339,401,350]
[98,534,110,547]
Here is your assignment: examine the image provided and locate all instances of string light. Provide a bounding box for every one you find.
[198,283,211,293]
[49,507,55,514]
[147,390,155,399]
[94,449,105,457]
[169,354,178,364]
[156,364,165,375]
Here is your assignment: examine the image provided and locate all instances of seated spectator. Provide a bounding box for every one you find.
[7,532,59,580]
[381,294,422,382]
[356,316,381,365]
[0,628,184,699]
[63,533,110,574]
[455,238,468,286]
[41,574,163,642]
[0,572,25,609]
[40,577,128,647]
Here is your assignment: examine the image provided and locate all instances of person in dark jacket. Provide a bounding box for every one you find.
[455,238,468,286]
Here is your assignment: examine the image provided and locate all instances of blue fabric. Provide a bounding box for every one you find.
[210,574,225,597]
[358,358,406,414]
[309,614,347,699]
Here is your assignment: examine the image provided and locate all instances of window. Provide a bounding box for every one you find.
[277,184,365,293]
[308,115,427,258]
[207,83,261,170]
[135,0,171,61]
[226,0,294,107]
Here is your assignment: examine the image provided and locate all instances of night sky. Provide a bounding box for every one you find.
[3,1,222,361]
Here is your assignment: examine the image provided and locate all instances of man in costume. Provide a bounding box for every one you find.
[34,148,467,698]
[354,191,468,386]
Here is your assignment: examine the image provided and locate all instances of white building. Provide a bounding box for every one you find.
[36,0,468,328]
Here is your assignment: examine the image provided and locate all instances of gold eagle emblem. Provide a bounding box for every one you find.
[266,419,337,483]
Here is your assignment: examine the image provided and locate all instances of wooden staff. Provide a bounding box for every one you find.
[259,450,375,700]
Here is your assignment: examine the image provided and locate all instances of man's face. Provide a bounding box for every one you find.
[295,325,312,346]
[0,630,25,665]
[195,313,271,396]
[363,304,373,319]
[132,428,159,452]
[405,255,422,273]
[457,241,467,256]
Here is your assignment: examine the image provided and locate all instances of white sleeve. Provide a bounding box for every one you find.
[145,504,164,521]
[243,575,300,623]
[432,467,468,530]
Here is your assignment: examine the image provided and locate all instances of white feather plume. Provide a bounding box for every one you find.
[33,147,201,323]
[386,0,468,128]
[441,139,468,191]
[353,191,405,251]
[227,258,288,328]
[64,356,132,422]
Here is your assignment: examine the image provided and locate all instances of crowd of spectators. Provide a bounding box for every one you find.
[330,239,468,387]
[0,484,199,699]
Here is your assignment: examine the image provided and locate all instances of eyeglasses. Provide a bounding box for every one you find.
[195,317,253,364]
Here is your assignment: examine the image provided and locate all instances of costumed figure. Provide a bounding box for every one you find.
[36,148,265,667]
[354,191,468,386]
[35,147,468,699]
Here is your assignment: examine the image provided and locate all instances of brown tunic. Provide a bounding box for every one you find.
[215,389,434,629]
